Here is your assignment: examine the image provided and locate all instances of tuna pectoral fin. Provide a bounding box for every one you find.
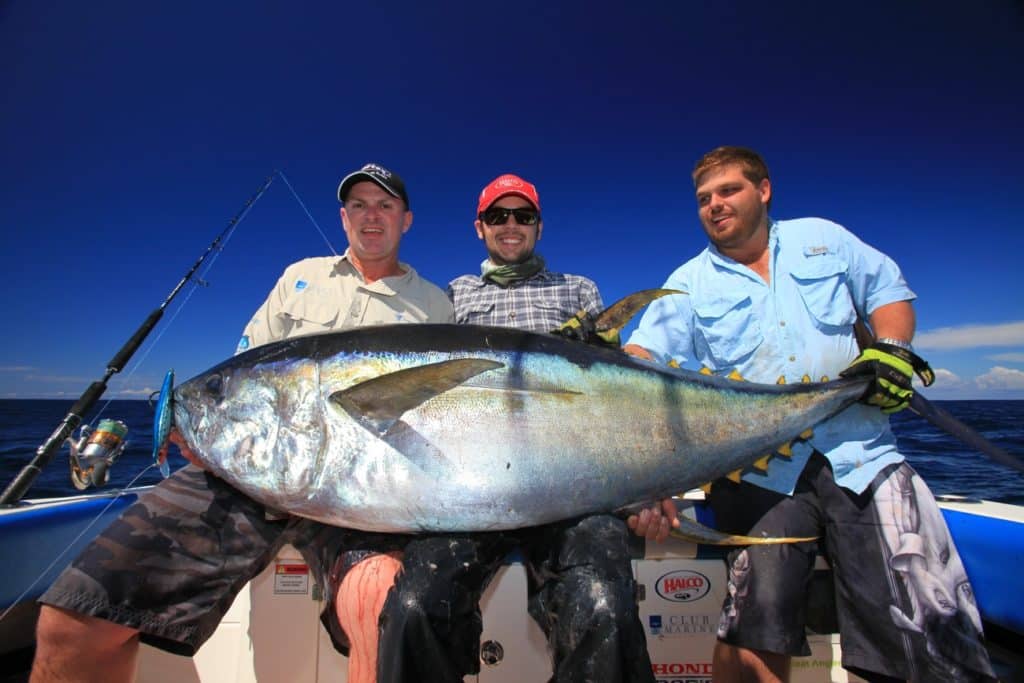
[671,515,818,546]
[595,289,685,337]
[330,358,504,436]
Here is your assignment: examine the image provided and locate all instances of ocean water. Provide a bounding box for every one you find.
[1,398,1023,505]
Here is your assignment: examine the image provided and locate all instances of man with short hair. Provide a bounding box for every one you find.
[371,174,655,683]
[624,146,995,682]
[32,163,453,683]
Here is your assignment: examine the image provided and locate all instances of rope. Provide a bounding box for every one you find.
[98,174,282,418]
[277,170,338,255]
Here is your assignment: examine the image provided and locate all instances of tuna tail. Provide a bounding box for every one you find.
[152,369,174,478]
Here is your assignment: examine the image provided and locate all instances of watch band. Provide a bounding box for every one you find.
[876,337,913,351]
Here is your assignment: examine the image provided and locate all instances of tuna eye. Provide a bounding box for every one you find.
[204,374,224,397]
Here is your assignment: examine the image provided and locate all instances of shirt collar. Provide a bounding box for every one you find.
[335,249,414,295]
[706,219,777,276]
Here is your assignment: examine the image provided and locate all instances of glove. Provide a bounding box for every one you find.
[840,341,935,413]
[553,311,621,348]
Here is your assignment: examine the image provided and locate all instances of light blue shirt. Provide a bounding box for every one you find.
[627,217,916,494]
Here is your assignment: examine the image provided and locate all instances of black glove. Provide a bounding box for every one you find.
[840,341,934,413]
[553,311,621,348]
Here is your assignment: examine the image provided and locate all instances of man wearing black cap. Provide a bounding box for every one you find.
[32,163,453,683]
[237,163,451,351]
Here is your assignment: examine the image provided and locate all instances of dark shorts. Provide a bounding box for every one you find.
[374,515,654,683]
[39,465,305,656]
[709,453,996,682]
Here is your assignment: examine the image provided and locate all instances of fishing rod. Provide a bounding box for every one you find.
[0,174,276,506]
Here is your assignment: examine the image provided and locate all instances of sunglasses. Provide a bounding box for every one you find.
[479,207,541,226]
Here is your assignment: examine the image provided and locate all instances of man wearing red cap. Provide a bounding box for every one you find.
[370,174,655,683]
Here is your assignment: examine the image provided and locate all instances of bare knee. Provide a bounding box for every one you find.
[33,606,140,682]
[713,641,790,683]
[335,553,402,631]
[37,606,139,651]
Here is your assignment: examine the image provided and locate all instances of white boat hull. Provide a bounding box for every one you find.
[3,493,1022,682]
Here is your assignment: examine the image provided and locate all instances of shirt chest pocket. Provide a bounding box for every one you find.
[530,296,573,328]
[457,299,496,325]
[789,257,857,329]
[279,293,339,331]
[692,292,762,366]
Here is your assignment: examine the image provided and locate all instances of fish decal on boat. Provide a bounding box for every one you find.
[155,292,872,533]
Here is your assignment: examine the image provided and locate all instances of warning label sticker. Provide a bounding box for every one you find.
[274,562,310,595]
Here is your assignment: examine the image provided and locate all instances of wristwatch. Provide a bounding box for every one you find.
[877,337,913,351]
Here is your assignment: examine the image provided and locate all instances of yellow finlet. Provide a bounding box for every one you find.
[820,375,829,382]
[699,482,713,495]
[753,455,771,471]
[801,374,812,383]
[667,359,680,369]
[669,528,819,546]
[726,470,742,483]
[699,366,713,375]
[727,369,745,381]
[799,428,814,439]
[776,375,786,384]
[776,442,793,457]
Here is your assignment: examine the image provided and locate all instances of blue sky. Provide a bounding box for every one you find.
[2,1,1022,400]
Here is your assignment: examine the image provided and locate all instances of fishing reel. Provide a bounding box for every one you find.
[67,419,128,490]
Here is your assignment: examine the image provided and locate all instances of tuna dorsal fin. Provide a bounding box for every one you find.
[672,514,818,546]
[594,289,685,339]
[330,358,504,435]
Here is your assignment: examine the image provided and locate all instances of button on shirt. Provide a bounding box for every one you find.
[448,269,603,334]
[237,252,454,353]
[627,218,915,495]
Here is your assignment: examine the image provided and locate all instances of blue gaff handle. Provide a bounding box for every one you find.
[152,370,174,477]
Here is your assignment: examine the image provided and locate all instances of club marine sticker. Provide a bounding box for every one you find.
[648,614,716,637]
[655,569,711,603]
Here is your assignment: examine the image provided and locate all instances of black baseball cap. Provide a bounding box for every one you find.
[337,163,409,207]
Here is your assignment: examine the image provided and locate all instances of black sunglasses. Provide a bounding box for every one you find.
[479,207,541,226]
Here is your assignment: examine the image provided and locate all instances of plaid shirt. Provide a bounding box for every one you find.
[447,268,603,333]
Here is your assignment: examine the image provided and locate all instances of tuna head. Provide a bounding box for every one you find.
[172,347,325,508]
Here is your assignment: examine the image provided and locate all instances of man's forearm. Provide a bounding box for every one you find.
[868,300,916,343]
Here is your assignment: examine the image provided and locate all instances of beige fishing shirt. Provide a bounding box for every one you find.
[236,252,454,353]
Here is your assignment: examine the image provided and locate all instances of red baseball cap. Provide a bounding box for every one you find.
[477,174,541,215]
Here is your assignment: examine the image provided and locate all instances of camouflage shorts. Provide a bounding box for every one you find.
[39,465,302,656]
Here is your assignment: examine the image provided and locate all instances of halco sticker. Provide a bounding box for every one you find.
[655,569,711,603]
